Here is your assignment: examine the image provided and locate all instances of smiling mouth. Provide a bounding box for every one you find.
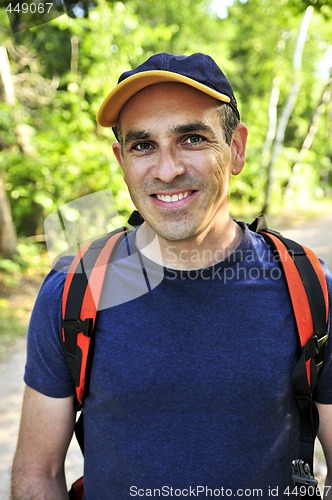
[152,191,194,203]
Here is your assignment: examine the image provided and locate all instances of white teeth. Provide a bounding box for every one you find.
[156,191,191,203]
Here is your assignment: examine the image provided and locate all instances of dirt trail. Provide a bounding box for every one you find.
[0,213,331,499]
[0,338,84,498]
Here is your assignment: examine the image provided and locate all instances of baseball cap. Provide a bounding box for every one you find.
[97,52,240,127]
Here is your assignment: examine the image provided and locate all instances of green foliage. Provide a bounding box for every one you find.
[0,0,331,242]
[225,0,332,213]
[0,240,48,357]
[0,300,27,358]
[289,0,332,17]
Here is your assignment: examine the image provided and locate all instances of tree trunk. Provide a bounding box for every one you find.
[262,6,314,214]
[283,74,332,199]
[0,178,17,259]
[0,46,16,105]
[0,46,18,258]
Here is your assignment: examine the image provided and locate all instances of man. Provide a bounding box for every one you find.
[11,53,332,499]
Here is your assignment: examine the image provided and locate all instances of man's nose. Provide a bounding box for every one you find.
[152,147,185,183]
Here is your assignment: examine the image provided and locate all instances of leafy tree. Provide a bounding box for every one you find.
[0,0,331,258]
[225,0,332,214]
[0,0,223,246]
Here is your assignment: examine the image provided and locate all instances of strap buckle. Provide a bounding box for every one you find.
[292,459,318,487]
[305,333,328,367]
[315,333,328,366]
[63,318,93,337]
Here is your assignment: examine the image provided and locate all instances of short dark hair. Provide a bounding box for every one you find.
[217,103,240,145]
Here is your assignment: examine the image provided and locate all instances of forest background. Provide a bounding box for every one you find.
[0,0,331,298]
[0,1,331,485]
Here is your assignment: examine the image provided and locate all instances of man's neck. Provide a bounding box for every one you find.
[135,219,243,270]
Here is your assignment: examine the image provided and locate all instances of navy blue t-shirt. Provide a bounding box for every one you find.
[25,223,332,499]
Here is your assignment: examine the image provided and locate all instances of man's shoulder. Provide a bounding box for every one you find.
[37,255,74,303]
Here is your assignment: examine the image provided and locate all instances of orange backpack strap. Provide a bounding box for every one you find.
[260,230,328,389]
[249,216,329,497]
[62,228,129,409]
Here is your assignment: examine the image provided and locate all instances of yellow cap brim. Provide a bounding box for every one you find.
[96,70,231,127]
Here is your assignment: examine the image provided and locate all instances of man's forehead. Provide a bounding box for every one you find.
[120,82,220,116]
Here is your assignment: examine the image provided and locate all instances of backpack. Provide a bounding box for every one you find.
[61,215,329,499]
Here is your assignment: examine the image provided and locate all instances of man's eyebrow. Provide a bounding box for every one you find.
[172,122,216,136]
[123,130,152,144]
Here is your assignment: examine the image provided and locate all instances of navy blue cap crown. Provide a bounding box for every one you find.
[118,52,239,119]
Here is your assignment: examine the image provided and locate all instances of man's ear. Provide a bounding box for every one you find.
[112,142,123,169]
[230,123,248,175]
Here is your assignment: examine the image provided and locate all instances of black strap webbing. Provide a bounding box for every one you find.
[249,217,328,498]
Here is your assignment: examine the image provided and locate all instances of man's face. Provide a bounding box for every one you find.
[113,82,247,244]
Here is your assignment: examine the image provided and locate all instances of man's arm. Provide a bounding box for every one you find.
[11,385,75,499]
[317,402,332,498]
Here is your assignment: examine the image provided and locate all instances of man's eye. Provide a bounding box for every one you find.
[132,142,153,152]
[183,134,204,145]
